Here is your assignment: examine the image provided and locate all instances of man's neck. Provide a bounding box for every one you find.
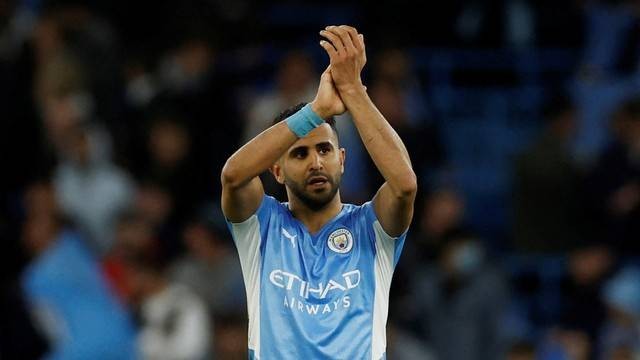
[288,193,343,234]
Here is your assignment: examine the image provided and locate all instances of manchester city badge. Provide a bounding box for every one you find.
[327,228,353,254]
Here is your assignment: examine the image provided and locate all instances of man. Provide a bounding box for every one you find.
[221,25,417,359]
[21,181,136,359]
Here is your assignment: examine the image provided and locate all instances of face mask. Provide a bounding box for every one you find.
[451,241,484,277]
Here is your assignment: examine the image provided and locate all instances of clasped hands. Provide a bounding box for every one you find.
[311,25,367,119]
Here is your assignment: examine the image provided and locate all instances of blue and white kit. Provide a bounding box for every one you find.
[226,195,406,360]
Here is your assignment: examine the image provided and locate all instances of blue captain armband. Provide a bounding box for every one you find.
[285,103,325,138]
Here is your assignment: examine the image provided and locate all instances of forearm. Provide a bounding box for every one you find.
[221,121,296,189]
[222,102,331,189]
[341,86,416,195]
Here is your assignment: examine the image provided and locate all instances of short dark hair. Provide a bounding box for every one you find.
[272,102,339,139]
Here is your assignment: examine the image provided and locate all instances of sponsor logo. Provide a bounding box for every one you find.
[327,228,353,254]
[269,269,360,299]
[269,269,360,316]
[283,295,351,315]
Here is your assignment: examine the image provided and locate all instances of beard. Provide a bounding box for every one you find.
[284,171,341,211]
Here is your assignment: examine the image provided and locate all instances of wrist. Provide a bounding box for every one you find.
[286,103,324,138]
[310,100,332,119]
[337,83,367,98]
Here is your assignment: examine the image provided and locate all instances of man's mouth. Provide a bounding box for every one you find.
[307,176,328,187]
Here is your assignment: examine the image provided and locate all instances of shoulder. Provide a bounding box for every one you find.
[258,194,287,214]
[340,202,383,238]
[343,201,387,232]
[226,194,287,226]
[341,201,375,220]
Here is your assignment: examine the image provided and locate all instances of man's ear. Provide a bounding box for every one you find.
[340,148,346,174]
[270,162,285,184]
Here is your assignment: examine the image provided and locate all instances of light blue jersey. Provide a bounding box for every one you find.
[226,195,406,360]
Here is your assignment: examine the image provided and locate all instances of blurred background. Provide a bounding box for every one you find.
[1,0,640,359]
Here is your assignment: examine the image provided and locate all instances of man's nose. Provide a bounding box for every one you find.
[309,152,323,170]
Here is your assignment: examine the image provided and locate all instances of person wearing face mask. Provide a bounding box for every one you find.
[405,228,511,360]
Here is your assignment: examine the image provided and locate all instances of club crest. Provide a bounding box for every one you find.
[327,228,353,254]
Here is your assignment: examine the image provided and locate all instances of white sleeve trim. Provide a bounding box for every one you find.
[230,214,263,357]
[371,220,396,360]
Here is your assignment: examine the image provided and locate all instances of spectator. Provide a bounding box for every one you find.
[370,48,430,127]
[154,32,240,201]
[53,119,135,255]
[169,207,245,318]
[368,78,444,180]
[571,0,640,164]
[386,321,436,360]
[407,188,466,265]
[133,181,183,258]
[242,50,317,143]
[20,181,136,359]
[588,97,640,253]
[102,210,156,304]
[124,247,212,360]
[136,115,204,227]
[558,243,614,345]
[392,188,466,319]
[513,95,585,252]
[406,228,511,360]
[599,266,640,359]
[213,315,248,360]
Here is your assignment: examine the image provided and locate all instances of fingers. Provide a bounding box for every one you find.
[358,34,367,64]
[320,25,364,59]
[320,29,345,57]
[324,25,357,56]
[318,25,366,89]
[343,26,361,52]
[319,39,338,59]
[333,26,357,56]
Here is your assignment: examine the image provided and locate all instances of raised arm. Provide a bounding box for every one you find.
[221,68,346,222]
[320,26,417,236]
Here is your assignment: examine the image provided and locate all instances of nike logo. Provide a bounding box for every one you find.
[282,228,297,248]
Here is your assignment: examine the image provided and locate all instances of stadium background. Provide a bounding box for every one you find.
[1,0,640,358]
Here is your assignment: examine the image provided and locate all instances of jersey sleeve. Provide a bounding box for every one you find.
[224,194,279,354]
[360,201,407,268]
[225,194,277,225]
[225,194,279,254]
[361,201,408,359]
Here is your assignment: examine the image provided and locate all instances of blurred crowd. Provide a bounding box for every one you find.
[1,0,640,359]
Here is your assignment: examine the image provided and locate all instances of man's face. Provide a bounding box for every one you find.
[273,124,344,210]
